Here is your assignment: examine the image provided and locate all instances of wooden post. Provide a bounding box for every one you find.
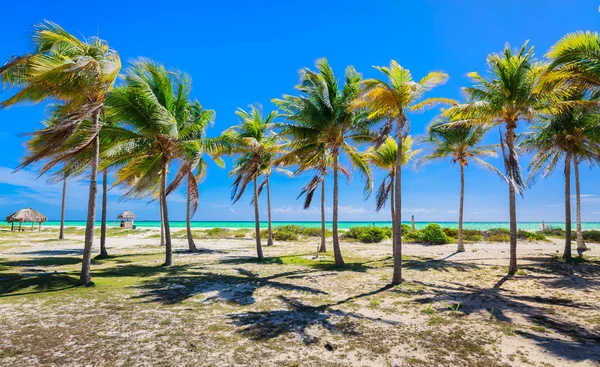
[31,222,34,231]
[10,222,14,231]
[39,222,42,231]
[411,215,415,231]
[18,222,22,231]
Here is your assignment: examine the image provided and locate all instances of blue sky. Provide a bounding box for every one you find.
[1,0,599,222]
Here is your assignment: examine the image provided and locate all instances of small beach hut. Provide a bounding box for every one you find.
[117,210,135,229]
[5,208,48,231]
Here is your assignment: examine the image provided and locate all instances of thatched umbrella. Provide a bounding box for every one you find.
[117,210,135,228]
[6,208,48,231]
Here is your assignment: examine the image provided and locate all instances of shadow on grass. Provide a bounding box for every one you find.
[217,254,369,272]
[0,273,79,297]
[0,256,81,267]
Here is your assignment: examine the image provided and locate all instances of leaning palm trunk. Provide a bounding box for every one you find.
[59,172,67,240]
[99,169,109,258]
[574,157,587,252]
[161,163,173,266]
[266,175,273,246]
[506,126,518,274]
[457,164,465,252]
[253,176,264,259]
[564,150,573,259]
[392,122,404,285]
[319,177,326,253]
[160,199,165,246]
[186,179,197,252]
[332,148,345,267]
[390,172,395,256]
[80,111,100,285]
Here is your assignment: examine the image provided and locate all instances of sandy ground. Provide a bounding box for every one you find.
[0,229,599,366]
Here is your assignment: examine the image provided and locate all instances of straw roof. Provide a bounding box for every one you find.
[6,208,48,223]
[117,210,136,220]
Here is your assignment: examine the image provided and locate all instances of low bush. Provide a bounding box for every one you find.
[518,229,547,242]
[403,230,422,243]
[206,227,229,236]
[540,226,565,237]
[420,223,450,245]
[442,228,483,242]
[583,230,600,243]
[346,226,391,243]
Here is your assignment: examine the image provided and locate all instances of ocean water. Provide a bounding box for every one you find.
[21,220,600,231]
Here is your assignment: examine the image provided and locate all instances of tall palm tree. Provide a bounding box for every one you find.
[521,98,600,259]
[419,122,504,252]
[274,58,374,267]
[352,61,451,284]
[104,60,202,266]
[227,105,279,259]
[367,136,419,247]
[165,101,223,252]
[444,42,548,274]
[1,21,121,285]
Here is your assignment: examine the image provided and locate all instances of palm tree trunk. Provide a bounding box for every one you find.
[161,163,173,266]
[332,147,345,267]
[160,198,165,246]
[392,120,404,285]
[253,175,264,259]
[457,164,465,252]
[59,172,67,240]
[319,177,327,253]
[564,149,572,260]
[80,110,100,285]
[574,156,587,252]
[266,175,274,246]
[186,177,197,252]
[99,169,109,258]
[390,173,395,256]
[506,126,518,275]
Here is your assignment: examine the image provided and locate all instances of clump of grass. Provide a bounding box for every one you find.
[422,303,435,314]
[344,226,391,243]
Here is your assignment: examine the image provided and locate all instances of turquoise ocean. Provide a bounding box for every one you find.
[28,220,600,231]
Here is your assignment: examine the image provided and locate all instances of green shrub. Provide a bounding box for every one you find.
[346,226,391,243]
[273,230,299,241]
[403,230,422,243]
[583,230,600,243]
[540,226,564,237]
[518,229,547,241]
[420,224,450,245]
[441,228,482,242]
[486,233,510,242]
[206,227,229,236]
[401,224,413,235]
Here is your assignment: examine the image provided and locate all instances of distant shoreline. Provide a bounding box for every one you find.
[13,220,600,231]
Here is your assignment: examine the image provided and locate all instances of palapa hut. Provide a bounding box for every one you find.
[117,210,136,229]
[6,208,48,231]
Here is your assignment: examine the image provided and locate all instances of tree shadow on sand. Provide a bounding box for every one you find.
[228,285,398,343]
[133,267,329,305]
[401,261,600,363]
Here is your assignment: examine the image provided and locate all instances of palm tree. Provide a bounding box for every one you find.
[545,31,600,90]
[104,60,203,266]
[367,136,419,247]
[521,97,600,259]
[165,101,223,252]
[1,21,121,285]
[274,58,375,267]
[352,61,451,284]
[227,105,279,259]
[444,42,548,274]
[419,122,503,252]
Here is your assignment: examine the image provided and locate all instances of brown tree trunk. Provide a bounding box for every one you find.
[99,169,109,258]
[266,175,273,246]
[574,156,587,252]
[564,149,572,260]
[161,163,173,266]
[332,147,345,267]
[392,118,404,285]
[11,222,14,231]
[253,175,264,259]
[160,198,165,246]
[457,164,465,252]
[59,172,67,240]
[390,172,395,256]
[186,176,197,252]
[506,126,518,275]
[80,110,100,285]
[319,176,327,253]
